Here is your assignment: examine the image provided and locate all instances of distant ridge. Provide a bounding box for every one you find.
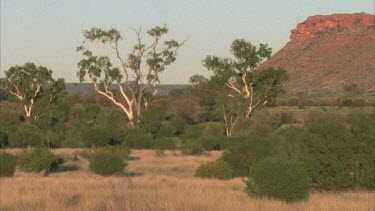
[65,83,189,96]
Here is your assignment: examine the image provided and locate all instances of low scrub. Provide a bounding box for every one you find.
[155,137,178,150]
[120,129,154,149]
[80,145,131,160]
[181,142,205,155]
[89,152,126,176]
[0,152,17,177]
[18,148,63,173]
[222,135,273,177]
[246,158,310,203]
[195,160,233,179]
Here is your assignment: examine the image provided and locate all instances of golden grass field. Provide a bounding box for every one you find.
[0,149,374,211]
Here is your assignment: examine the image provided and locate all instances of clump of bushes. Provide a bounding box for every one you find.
[181,142,205,155]
[0,152,17,177]
[246,158,310,203]
[18,148,63,173]
[222,135,273,177]
[80,145,131,160]
[7,124,44,148]
[89,152,126,176]
[155,137,178,150]
[120,129,154,149]
[195,160,233,179]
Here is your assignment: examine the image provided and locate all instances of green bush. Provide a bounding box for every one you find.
[347,110,375,190]
[181,142,205,155]
[80,145,131,160]
[246,159,310,203]
[222,135,273,177]
[0,152,17,177]
[89,152,126,176]
[303,112,357,190]
[277,111,297,126]
[0,131,9,148]
[18,148,63,173]
[195,160,233,179]
[83,127,111,147]
[62,127,86,148]
[199,136,230,150]
[155,137,177,150]
[8,124,44,148]
[286,97,298,106]
[121,129,154,149]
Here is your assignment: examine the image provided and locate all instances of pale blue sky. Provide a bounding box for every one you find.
[1,0,374,83]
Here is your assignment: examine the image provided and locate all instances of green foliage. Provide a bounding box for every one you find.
[83,127,111,147]
[80,145,131,160]
[222,135,273,177]
[277,111,298,126]
[155,137,178,150]
[0,131,9,148]
[303,112,357,190]
[195,160,233,180]
[7,124,44,148]
[121,128,154,149]
[183,122,229,150]
[246,158,310,203]
[89,152,126,176]
[1,63,66,120]
[18,148,63,173]
[96,108,128,145]
[77,25,186,125]
[0,152,17,177]
[346,110,375,190]
[181,142,205,155]
[62,127,86,148]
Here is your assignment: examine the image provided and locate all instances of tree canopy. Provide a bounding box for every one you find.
[1,62,66,121]
[77,25,187,127]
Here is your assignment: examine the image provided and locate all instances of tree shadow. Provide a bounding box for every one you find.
[53,164,80,173]
[128,156,140,161]
[123,171,143,177]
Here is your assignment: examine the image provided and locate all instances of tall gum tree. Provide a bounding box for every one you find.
[1,62,66,121]
[203,39,288,136]
[77,26,187,128]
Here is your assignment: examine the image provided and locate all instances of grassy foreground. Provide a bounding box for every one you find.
[0,149,374,211]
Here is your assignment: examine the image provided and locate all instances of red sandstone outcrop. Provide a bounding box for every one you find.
[261,13,375,97]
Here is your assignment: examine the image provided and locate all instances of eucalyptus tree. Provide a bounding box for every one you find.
[1,62,66,121]
[77,25,187,128]
[203,39,287,136]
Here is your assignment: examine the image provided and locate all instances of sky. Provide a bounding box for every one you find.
[1,0,374,84]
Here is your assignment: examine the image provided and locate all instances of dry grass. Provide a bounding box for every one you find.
[1,149,374,211]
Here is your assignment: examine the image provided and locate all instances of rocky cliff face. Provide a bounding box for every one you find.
[262,13,375,97]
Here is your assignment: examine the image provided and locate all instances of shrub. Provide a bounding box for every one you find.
[89,152,126,176]
[0,131,9,148]
[155,137,177,150]
[80,145,131,160]
[83,127,111,147]
[303,112,357,190]
[0,152,17,177]
[195,160,233,179]
[62,127,86,148]
[18,148,63,173]
[222,135,273,177]
[199,136,230,150]
[347,110,375,190]
[121,129,154,149]
[246,159,310,203]
[286,97,298,106]
[181,142,205,155]
[278,111,297,126]
[8,124,44,148]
